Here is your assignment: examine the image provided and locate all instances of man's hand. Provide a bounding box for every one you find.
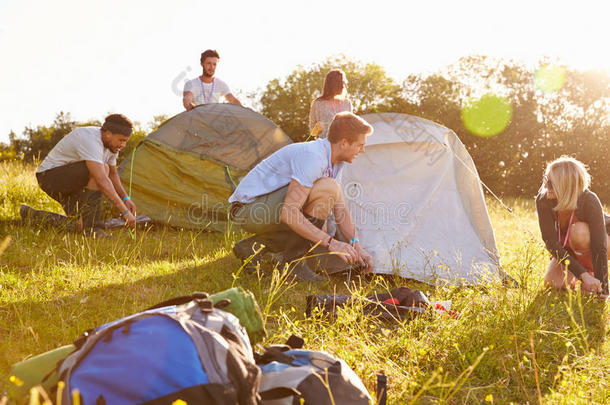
[329,239,359,264]
[580,273,602,294]
[125,199,137,215]
[123,212,137,228]
[355,244,374,273]
[225,93,242,106]
[183,92,196,111]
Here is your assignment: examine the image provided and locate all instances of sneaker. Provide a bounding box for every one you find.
[233,237,275,273]
[20,204,75,231]
[19,204,32,221]
[85,227,112,239]
[284,261,325,282]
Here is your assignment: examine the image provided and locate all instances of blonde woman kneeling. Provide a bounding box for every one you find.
[536,156,609,298]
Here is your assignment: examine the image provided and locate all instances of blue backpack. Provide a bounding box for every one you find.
[57,293,260,405]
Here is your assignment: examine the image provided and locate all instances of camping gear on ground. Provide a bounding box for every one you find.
[56,292,260,405]
[340,113,507,285]
[98,214,152,229]
[306,287,460,322]
[9,288,266,399]
[306,287,430,322]
[119,103,292,231]
[431,300,460,319]
[209,287,267,343]
[19,205,152,232]
[145,288,267,344]
[8,344,76,396]
[255,337,372,405]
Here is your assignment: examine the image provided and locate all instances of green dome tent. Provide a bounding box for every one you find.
[119,104,292,231]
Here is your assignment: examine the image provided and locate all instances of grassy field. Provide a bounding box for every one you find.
[0,161,608,404]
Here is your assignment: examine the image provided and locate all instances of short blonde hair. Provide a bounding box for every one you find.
[541,156,591,211]
[327,112,373,144]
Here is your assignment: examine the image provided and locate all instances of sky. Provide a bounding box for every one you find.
[1,0,609,142]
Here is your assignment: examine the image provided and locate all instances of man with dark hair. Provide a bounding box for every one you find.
[230,112,375,281]
[182,49,241,110]
[23,114,137,236]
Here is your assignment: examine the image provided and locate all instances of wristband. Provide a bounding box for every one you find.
[119,209,130,217]
[123,196,131,202]
[350,237,360,246]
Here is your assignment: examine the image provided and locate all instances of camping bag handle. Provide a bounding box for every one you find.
[254,335,304,364]
[256,339,304,401]
[259,387,302,401]
[144,292,210,310]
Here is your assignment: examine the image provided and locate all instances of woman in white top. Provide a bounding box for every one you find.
[309,69,353,138]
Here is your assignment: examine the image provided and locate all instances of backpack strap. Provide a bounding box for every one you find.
[256,341,303,401]
[145,292,210,310]
[285,334,304,349]
[73,328,94,349]
[255,345,295,365]
[259,387,301,401]
[255,334,305,364]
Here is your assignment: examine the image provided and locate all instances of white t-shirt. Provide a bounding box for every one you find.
[229,138,344,204]
[37,126,118,173]
[183,77,232,105]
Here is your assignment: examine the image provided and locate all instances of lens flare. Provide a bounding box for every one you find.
[461,93,513,137]
[534,64,566,92]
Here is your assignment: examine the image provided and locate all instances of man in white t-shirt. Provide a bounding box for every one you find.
[24,114,138,236]
[229,112,375,281]
[182,49,241,110]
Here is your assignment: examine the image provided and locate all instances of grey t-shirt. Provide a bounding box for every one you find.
[37,126,118,172]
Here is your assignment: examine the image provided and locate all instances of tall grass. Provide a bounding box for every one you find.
[1,162,608,404]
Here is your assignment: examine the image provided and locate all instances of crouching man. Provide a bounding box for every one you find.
[229,112,375,281]
[25,114,137,236]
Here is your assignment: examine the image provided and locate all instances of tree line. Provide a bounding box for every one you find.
[2,55,609,201]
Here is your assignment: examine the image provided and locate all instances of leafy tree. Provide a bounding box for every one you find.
[4,56,609,202]
[390,56,610,200]
[10,112,76,162]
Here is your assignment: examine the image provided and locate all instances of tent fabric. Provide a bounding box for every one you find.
[341,113,501,285]
[147,103,291,171]
[119,104,292,231]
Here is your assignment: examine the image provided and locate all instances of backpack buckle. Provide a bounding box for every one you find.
[196,298,214,313]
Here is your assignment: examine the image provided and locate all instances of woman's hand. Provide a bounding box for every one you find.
[311,122,323,138]
[580,273,602,294]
